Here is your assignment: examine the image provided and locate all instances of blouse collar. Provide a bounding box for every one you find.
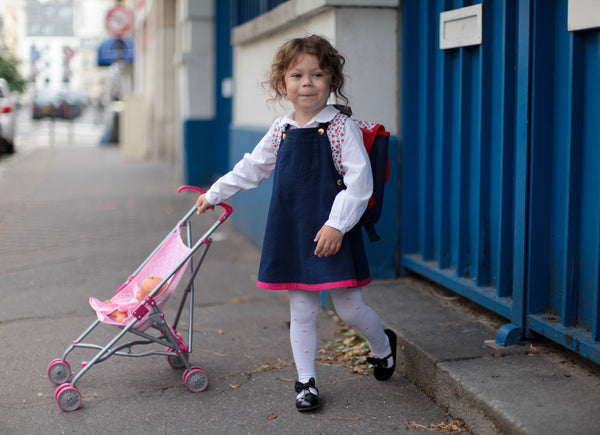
[282,105,339,129]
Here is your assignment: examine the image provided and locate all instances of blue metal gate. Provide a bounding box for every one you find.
[401,0,600,363]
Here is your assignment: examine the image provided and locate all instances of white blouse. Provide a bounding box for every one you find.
[205,105,373,234]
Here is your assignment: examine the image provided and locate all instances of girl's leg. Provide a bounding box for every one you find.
[330,288,392,365]
[288,290,320,384]
[288,290,321,411]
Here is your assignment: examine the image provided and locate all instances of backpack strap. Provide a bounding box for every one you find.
[271,116,287,157]
[356,121,391,185]
[326,112,349,175]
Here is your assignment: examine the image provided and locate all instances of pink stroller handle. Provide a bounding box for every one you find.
[177,185,233,221]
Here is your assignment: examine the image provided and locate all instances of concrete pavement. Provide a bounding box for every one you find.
[0,145,454,434]
[2,142,600,434]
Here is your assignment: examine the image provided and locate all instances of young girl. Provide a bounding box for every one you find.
[195,35,396,412]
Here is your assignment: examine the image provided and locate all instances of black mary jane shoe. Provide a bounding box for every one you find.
[295,377,320,412]
[367,329,397,381]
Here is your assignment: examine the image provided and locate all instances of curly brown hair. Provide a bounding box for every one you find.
[265,35,349,108]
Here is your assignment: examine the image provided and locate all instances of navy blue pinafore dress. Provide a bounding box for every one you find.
[257,123,371,291]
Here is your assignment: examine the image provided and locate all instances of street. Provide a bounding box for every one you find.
[8,104,105,153]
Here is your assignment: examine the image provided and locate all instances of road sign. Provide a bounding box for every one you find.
[105,4,134,38]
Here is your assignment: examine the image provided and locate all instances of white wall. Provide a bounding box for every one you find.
[334,8,397,131]
[154,0,176,161]
[176,0,214,120]
[233,9,336,128]
[231,0,399,134]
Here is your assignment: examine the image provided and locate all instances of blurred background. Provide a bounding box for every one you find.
[3,0,600,369]
[0,0,138,152]
[0,0,400,280]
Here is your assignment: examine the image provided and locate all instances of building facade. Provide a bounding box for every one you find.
[130,0,400,278]
[129,0,600,365]
[401,0,600,363]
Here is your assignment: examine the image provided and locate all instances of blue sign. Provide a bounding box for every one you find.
[97,37,134,66]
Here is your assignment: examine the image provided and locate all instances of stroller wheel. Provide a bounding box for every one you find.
[55,385,82,412]
[48,359,71,385]
[54,382,72,402]
[166,348,189,369]
[183,367,209,393]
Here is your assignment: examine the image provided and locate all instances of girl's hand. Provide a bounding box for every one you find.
[195,194,215,215]
[314,225,343,257]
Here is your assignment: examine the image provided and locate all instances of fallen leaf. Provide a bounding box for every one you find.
[267,413,278,420]
[408,419,468,434]
[229,384,240,389]
[319,317,373,374]
[352,367,368,375]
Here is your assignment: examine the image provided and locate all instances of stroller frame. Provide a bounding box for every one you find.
[47,186,232,411]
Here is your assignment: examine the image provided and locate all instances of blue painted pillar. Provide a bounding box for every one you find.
[181,0,232,186]
[183,119,216,186]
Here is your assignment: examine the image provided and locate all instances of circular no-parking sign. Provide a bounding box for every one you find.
[105,4,134,38]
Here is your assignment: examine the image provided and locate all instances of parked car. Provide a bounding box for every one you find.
[59,90,84,119]
[32,89,84,120]
[32,89,61,119]
[0,78,16,154]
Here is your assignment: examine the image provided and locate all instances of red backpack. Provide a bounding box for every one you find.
[337,107,390,242]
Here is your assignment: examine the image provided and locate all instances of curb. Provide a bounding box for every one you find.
[365,277,599,435]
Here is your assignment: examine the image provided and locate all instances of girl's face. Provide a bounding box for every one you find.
[282,54,331,125]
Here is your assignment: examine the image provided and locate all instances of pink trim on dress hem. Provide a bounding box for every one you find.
[257,277,371,291]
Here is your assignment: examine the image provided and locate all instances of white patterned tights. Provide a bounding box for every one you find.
[288,288,391,386]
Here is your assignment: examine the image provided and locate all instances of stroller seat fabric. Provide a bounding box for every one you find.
[89,228,192,331]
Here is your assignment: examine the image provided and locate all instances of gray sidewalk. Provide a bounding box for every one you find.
[0,146,453,434]
[366,279,600,434]
[1,146,599,434]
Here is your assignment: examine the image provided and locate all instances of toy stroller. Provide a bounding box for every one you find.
[47,186,232,412]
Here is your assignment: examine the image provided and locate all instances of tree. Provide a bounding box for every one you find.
[0,48,27,94]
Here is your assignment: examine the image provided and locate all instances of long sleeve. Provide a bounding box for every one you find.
[204,108,372,235]
[205,122,279,205]
[325,118,373,234]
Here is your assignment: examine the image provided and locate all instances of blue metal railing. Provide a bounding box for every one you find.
[402,0,600,364]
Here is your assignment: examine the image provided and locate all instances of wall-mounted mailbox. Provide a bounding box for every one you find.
[568,0,600,31]
[440,4,483,50]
